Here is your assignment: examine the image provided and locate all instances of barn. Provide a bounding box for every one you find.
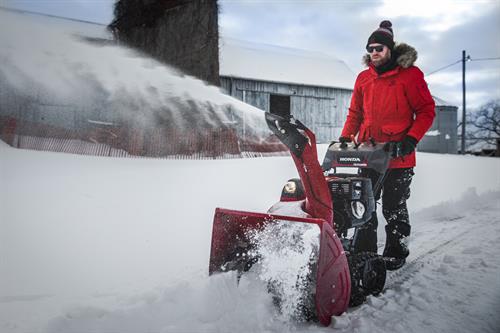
[219,38,355,144]
[418,97,458,154]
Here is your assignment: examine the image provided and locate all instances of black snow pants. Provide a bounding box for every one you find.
[354,168,414,253]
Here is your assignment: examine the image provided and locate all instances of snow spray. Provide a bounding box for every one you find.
[247,220,320,322]
[0,9,271,146]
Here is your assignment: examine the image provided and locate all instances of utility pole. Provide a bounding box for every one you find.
[461,50,470,154]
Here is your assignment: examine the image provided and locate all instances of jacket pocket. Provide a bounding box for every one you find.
[381,123,411,141]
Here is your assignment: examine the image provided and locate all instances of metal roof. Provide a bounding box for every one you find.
[219,38,356,90]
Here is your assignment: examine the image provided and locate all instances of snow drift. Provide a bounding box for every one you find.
[1,139,499,332]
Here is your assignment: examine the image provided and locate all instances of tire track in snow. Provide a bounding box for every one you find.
[384,216,473,291]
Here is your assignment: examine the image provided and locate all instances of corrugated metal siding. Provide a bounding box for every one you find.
[418,106,458,154]
[221,76,353,143]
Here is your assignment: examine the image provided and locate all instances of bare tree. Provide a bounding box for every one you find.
[466,99,500,148]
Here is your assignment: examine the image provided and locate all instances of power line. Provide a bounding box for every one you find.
[470,57,500,61]
[425,60,461,76]
[425,56,500,76]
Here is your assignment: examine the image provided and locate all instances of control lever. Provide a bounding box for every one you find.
[351,134,361,149]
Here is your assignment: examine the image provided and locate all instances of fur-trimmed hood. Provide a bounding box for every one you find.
[362,43,417,68]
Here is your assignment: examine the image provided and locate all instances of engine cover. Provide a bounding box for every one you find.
[327,176,375,230]
[322,142,391,174]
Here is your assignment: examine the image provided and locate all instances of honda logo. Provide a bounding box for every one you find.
[338,157,362,163]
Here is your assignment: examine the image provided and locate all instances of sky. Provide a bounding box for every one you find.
[1,0,499,111]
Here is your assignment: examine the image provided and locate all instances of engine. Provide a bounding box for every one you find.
[327,176,375,238]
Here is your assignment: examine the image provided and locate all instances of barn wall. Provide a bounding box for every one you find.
[221,76,353,143]
[418,105,458,154]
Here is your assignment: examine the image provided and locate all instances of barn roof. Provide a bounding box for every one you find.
[432,95,457,108]
[219,38,356,90]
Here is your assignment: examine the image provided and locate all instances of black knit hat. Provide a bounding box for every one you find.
[367,20,395,50]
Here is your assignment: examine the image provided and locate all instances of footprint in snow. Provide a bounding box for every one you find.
[478,259,489,267]
[437,264,449,274]
[442,255,457,264]
[461,246,482,254]
[469,259,489,272]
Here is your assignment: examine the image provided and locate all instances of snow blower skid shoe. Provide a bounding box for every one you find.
[209,113,351,326]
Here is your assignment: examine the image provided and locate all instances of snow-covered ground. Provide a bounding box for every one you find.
[1,140,499,333]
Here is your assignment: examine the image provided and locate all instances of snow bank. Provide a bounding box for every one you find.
[1,141,499,332]
[411,152,500,211]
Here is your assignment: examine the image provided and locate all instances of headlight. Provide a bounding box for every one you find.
[351,201,366,219]
[284,181,297,194]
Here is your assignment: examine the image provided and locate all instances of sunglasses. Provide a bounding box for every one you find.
[366,45,385,53]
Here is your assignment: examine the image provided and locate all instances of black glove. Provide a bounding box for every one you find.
[393,135,417,157]
[338,136,351,148]
[339,136,351,143]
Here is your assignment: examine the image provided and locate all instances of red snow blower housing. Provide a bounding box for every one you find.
[209,113,391,326]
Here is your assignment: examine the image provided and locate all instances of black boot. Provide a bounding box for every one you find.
[383,222,411,270]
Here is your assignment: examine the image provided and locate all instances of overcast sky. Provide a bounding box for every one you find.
[1,0,499,111]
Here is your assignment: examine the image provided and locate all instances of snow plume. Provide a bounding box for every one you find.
[247,220,321,322]
[0,9,270,141]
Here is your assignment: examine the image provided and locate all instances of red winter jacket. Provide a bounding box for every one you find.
[341,43,435,168]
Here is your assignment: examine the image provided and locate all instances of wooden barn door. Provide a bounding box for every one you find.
[270,94,291,118]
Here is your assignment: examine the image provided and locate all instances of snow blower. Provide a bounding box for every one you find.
[209,112,390,326]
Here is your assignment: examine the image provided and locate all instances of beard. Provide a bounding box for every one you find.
[371,52,391,67]
[372,53,391,67]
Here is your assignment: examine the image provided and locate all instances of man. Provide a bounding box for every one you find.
[340,20,435,270]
